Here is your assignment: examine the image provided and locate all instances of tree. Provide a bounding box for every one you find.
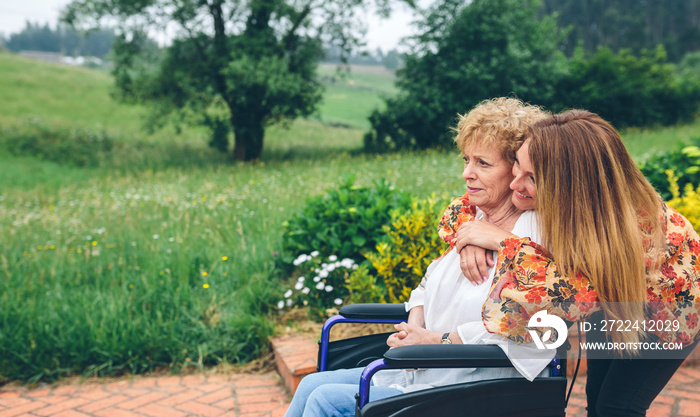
[364,0,566,151]
[63,0,411,161]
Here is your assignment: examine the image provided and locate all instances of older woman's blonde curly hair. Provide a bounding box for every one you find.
[454,97,549,164]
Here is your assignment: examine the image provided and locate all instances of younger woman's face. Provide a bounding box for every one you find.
[510,140,537,210]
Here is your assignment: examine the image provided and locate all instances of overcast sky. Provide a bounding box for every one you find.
[0,0,423,52]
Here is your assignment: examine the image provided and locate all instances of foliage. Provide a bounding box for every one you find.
[666,170,700,231]
[4,21,115,58]
[63,0,411,161]
[638,139,700,200]
[360,197,449,303]
[0,119,114,167]
[281,176,413,267]
[549,45,700,128]
[346,264,387,304]
[364,0,566,152]
[277,252,358,321]
[540,0,700,62]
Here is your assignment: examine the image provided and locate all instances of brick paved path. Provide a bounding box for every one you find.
[0,373,289,417]
[1,365,699,417]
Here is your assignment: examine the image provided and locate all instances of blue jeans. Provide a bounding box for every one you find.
[284,368,404,417]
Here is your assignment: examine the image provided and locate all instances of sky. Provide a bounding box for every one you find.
[0,0,423,52]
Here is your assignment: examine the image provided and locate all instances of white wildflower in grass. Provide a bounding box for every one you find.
[131,241,137,247]
[277,300,285,309]
[341,258,355,268]
[284,289,293,298]
[316,282,325,290]
[327,264,336,272]
[297,276,305,282]
[311,250,319,257]
[334,298,343,305]
[286,299,293,307]
[325,285,333,292]
[329,255,338,262]
[302,287,310,294]
[313,276,321,282]
[168,237,175,242]
[153,234,159,239]
[294,282,304,290]
[319,270,329,278]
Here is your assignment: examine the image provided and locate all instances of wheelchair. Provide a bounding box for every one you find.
[317,303,571,417]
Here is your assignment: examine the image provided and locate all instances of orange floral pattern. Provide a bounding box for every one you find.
[438,192,700,346]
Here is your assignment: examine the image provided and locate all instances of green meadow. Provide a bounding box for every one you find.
[0,51,697,382]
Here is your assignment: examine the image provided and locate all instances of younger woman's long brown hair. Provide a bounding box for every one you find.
[527,110,665,351]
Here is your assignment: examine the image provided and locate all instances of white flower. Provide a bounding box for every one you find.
[286,299,292,307]
[341,259,355,268]
[284,289,293,298]
[153,234,159,239]
[277,300,285,309]
[316,282,325,290]
[311,251,320,257]
[334,298,343,305]
[327,264,336,272]
[294,282,304,290]
[302,287,310,294]
[319,270,329,278]
[329,255,338,262]
[297,276,305,282]
[325,285,333,292]
[168,237,175,242]
[313,276,321,282]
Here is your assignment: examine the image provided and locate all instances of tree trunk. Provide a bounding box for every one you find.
[232,119,265,161]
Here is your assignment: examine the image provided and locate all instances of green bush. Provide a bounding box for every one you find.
[0,119,114,167]
[638,138,700,200]
[550,46,700,128]
[348,197,449,304]
[281,176,412,266]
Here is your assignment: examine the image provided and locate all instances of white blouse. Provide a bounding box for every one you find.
[373,210,555,393]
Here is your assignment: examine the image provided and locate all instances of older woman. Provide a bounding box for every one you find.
[284,98,553,417]
[455,110,700,417]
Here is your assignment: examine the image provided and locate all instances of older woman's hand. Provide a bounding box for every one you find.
[454,220,513,252]
[387,322,440,347]
[459,244,494,285]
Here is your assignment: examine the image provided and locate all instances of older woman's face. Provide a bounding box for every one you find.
[462,141,515,213]
[510,140,537,210]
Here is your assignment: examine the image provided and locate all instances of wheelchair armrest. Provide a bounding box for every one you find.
[339,303,409,321]
[383,344,511,368]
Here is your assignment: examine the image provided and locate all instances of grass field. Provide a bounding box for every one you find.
[0,51,698,382]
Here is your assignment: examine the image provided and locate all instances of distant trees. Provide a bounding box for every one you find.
[540,0,700,62]
[64,0,412,161]
[364,0,566,151]
[4,22,114,58]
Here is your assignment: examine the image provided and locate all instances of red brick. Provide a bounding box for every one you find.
[52,386,79,396]
[666,389,700,401]
[564,405,580,416]
[53,410,93,417]
[0,393,21,399]
[40,395,70,404]
[238,402,283,414]
[131,378,157,388]
[77,390,110,401]
[95,408,143,417]
[213,398,236,410]
[0,400,48,417]
[78,394,130,413]
[206,375,232,383]
[647,403,672,417]
[271,404,289,417]
[157,385,187,395]
[197,388,231,405]
[34,398,90,416]
[679,399,700,417]
[0,398,30,408]
[155,389,204,407]
[196,384,227,393]
[654,394,675,405]
[104,381,131,391]
[236,387,285,397]
[238,393,287,405]
[136,403,188,417]
[181,375,206,385]
[177,401,226,417]
[117,392,168,410]
[231,376,278,388]
[156,377,181,387]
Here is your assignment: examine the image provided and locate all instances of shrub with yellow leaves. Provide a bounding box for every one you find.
[665,169,700,231]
